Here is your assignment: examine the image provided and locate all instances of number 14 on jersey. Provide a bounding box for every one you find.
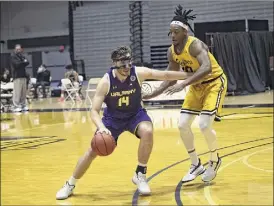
[118,96,129,107]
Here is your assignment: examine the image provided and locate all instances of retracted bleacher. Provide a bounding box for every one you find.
[150,45,169,70]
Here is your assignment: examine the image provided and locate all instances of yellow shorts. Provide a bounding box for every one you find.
[181,73,227,121]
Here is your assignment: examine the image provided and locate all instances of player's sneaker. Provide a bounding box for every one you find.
[132,172,151,195]
[202,154,222,182]
[182,158,205,183]
[13,107,22,112]
[56,181,75,200]
[22,106,29,111]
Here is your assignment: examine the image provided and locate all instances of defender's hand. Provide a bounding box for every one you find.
[165,82,186,95]
[97,127,112,135]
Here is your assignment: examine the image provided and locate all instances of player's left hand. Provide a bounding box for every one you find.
[165,82,186,95]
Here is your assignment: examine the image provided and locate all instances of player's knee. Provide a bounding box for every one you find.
[199,120,211,132]
[137,123,153,140]
[143,127,153,139]
[178,119,191,131]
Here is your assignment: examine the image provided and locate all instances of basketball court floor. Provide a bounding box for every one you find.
[1,90,273,205]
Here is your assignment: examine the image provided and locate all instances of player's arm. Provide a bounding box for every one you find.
[90,74,109,130]
[183,40,212,86]
[142,47,181,99]
[137,67,191,81]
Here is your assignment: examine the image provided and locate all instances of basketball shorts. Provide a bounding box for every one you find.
[181,73,227,121]
[101,108,152,142]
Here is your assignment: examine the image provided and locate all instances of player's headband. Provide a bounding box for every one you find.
[112,52,132,61]
[170,21,189,31]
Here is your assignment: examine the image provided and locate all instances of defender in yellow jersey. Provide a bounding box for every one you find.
[143,5,227,184]
[170,35,227,120]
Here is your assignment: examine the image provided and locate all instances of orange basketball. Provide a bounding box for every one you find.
[91,132,116,156]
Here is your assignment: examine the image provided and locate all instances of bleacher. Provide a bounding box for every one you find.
[150,45,169,70]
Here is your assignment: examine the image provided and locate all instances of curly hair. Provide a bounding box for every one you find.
[111,46,132,61]
[171,4,197,33]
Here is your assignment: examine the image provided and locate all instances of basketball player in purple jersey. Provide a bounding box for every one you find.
[56,46,193,199]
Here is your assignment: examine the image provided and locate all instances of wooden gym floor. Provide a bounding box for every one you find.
[1,90,273,205]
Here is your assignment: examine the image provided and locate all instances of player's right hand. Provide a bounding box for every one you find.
[97,127,112,135]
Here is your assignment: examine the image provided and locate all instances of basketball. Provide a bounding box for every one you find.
[91,132,116,156]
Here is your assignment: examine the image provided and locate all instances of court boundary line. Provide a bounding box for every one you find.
[131,137,273,206]
[1,122,74,135]
[175,142,273,206]
[4,103,273,113]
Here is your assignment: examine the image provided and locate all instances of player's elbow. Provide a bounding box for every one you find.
[203,62,212,75]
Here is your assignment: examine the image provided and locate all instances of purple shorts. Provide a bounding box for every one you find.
[101,108,152,142]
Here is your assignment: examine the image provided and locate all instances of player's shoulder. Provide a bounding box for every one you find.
[167,45,173,54]
[95,73,110,94]
[135,66,151,76]
[188,36,208,56]
[102,73,110,83]
[166,45,173,59]
[188,36,205,48]
[95,73,109,87]
[134,66,151,82]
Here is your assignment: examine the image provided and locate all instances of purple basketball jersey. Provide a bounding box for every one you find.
[103,66,142,119]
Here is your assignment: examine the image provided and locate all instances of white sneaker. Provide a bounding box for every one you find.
[13,107,22,112]
[22,106,29,111]
[182,158,205,183]
[56,181,75,200]
[132,172,151,195]
[202,154,222,182]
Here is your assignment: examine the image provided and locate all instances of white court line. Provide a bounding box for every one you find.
[1,122,73,135]
[204,147,272,206]
[242,147,273,173]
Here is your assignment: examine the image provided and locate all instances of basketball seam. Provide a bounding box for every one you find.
[94,135,103,156]
[102,134,108,155]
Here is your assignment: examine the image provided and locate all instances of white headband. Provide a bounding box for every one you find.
[170,21,188,31]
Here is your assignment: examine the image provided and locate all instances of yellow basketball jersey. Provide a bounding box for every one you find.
[170,36,223,83]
